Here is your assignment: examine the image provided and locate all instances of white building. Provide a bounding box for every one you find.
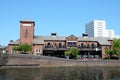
[85,20,115,38]
[105,30,114,38]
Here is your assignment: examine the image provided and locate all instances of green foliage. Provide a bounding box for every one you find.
[112,39,120,55]
[65,50,71,56]
[13,43,32,54]
[20,44,32,53]
[105,39,120,59]
[105,48,114,58]
[65,47,79,59]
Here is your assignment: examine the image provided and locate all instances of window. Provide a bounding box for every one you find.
[81,43,84,47]
[68,42,77,47]
[48,43,50,45]
[25,29,28,38]
[47,43,51,47]
[36,49,41,55]
[59,43,62,48]
[91,43,95,48]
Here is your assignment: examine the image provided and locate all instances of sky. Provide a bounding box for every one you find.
[0,0,120,46]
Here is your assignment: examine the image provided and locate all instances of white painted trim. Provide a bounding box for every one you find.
[22,24,32,26]
[67,41,77,42]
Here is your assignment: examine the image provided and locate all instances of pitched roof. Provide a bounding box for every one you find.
[33,36,66,44]
[0,46,6,49]
[9,36,112,46]
[78,37,112,45]
[33,36,44,44]
[8,39,20,45]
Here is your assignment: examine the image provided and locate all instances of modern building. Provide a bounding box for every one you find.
[7,20,113,58]
[85,20,115,38]
[105,30,115,38]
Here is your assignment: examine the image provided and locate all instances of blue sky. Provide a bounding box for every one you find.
[0,0,120,46]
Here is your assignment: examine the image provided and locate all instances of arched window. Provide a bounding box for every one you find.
[81,43,84,47]
[48,43,50,46]
[59,43,62,48]
[91,43,94,48]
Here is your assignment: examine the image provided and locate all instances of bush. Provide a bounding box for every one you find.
[65,47,79,59]
[104,56,119,60]
[13,43,32,54]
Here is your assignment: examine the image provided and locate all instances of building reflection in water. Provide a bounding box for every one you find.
[0,67,120,80]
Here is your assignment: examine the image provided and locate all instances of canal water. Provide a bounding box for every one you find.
[0,67,120,80]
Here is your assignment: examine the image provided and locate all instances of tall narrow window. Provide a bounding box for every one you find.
[91,43,94,48]
[25,29,28,38]
[48,43,51,47]
[81,43,84,47]
[59,43,62,48]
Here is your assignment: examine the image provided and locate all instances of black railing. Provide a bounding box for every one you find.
[44,45,68,50]
[44,45,101,51]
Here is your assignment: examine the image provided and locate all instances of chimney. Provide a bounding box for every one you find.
[82,33,88,38]
[51,33,57,36]
[10,40,13,42]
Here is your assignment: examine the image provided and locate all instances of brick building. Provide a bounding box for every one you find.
[7,20,113,58]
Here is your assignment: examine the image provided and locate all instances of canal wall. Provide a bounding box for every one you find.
[1,53,120,67]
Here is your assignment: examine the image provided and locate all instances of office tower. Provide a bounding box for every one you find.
[85,20,106,37]
[105,30,114,38]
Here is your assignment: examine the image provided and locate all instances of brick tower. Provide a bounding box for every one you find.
[20,20,35,45]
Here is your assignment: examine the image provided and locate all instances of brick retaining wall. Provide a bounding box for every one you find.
[1,53,120,67]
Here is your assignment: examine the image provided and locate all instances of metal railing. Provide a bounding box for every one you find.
[44,45,101,51]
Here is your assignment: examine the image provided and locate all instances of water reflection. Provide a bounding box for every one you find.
[0,67,120,80]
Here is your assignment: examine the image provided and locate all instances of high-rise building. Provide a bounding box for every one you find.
[85,20,115,38]
[85,20,106,37]
[105,30,114,38]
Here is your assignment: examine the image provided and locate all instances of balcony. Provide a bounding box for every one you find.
[44,46,55,50]
[44,45,101,51]
[78,46,101,51]
[44,45,68,51]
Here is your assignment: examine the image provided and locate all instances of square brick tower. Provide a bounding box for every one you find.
[20,20,35,45]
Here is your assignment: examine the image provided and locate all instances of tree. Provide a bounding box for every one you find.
[105,48,113,58]
[65,50,70,56]
[65,50,71,59]
[65,47,79,59]
[105,39,120,59]
[13,43,32,54]
[112,39,120,55]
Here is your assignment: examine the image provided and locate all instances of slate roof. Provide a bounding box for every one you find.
[33,36,112,45]
[78,37,112,45]
[9,36,112,46]
[33,36,66,44]
[9,39,20,45]
[0,46,6,49]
